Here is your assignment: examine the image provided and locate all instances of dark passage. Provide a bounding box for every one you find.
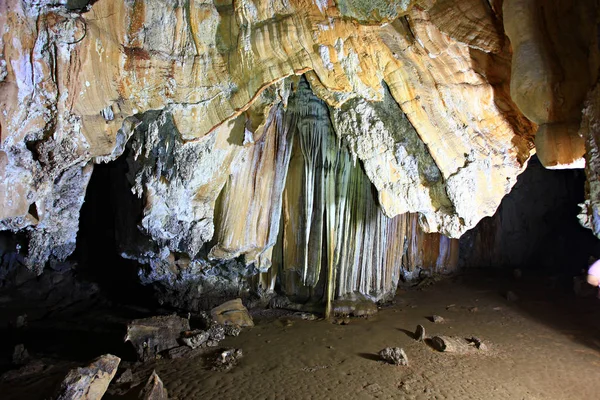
[74,151,154,306]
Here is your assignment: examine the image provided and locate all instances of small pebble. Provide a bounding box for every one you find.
[506,291,519,302]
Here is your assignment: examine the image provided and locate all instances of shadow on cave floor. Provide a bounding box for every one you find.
[455,268,600,352]
[0,155,165,379]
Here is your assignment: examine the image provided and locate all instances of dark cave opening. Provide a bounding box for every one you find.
[73,151,156,307]
[460,155,600,279]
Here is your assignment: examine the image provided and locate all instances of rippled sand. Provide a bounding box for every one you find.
[153,274,600,400]
[3,271,600,399]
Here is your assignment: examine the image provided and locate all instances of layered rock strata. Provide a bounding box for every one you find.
[504,0,599,169]
[0,0,543,305]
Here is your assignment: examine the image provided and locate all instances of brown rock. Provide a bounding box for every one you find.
[55,354,121,400]
[504,0,598,169]
[210,299,254,327]
[125,315,190,361]
[430,336,473,354]
[431,315,445,324]
[139,371,168,400]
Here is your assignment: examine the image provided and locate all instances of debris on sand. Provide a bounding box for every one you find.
[12,344,29,365]
[125,315,190,361]
[207,324,226,341]
[379,347,408,366]
[332,317,351,325]
[212,348,243,371]
[165,346,192,359]
[506,290,519,302]
[294,312,318,321]
[139,370,168,400]
[181,330,210,349]
[415,325,426,342]
[55,354,120,400]
[333,294,378,317]
[431,315,445,323]
[223,325,242,336]
[467,336,488,351]
[431,336,489,354]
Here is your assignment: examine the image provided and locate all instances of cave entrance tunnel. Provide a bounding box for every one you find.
[460,155,600,277]
[457,155,600,355]
[74,150,155,307]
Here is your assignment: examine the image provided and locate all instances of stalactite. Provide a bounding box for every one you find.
[209,103,295,266]
[292,79,330,287]
[279,80,460,305]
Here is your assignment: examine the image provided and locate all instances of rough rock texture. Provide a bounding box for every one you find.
[210,298,254,327]
[55,354,120,400]
[580,83,600,239]
[125,315,190,361]
[0,0,560,306]
[379,347,408,366]
[504,0,599,169]
[181,330,210,350]
[139,371,168,400]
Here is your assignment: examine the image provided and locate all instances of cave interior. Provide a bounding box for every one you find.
[1,0,600,399]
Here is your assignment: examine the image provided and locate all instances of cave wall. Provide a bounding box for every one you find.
[1,0,600,308]
[104,78,459,309]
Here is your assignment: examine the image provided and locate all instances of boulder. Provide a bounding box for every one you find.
[210,299,254,327]
[55,354,120,400]
[125,315,190,361]
[414,325,426,342]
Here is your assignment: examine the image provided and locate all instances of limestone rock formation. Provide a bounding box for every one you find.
[504,0,599,169]
[580,83,600,238]
[125,315,190,361]
[0,0,565,307]
[211,298,254,327]
[55,354,121,400]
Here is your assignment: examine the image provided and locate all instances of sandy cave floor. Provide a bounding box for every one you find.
[3,271,600,399]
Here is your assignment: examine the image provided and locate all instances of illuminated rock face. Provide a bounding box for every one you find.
[504,0,599,169]
[6,0,591,305]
